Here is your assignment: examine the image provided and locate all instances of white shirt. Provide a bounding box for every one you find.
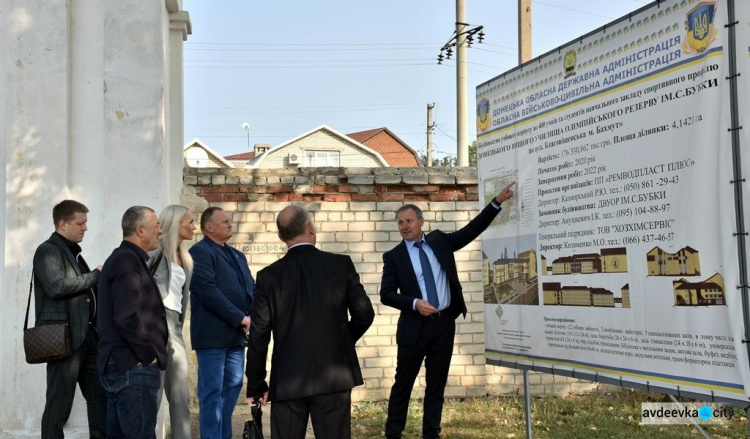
[164,261,186,313]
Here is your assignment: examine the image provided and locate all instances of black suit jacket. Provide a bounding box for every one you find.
[33,233,99,350]
[97,241,167,374]
[246,245,374,402]
[189,236,254,350]
[380,202,501,346]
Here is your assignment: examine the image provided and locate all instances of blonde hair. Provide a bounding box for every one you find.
[158,205,194,272]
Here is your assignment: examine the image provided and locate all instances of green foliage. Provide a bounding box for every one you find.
[420,141,477,167]
[351,390,749,438]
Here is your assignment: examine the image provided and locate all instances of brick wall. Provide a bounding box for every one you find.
[181,167,590,405]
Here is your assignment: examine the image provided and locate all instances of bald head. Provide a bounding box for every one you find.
[277,205,314,245]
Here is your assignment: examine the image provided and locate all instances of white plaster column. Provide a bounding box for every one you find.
[1,0,191,435]
[169,11,191,204]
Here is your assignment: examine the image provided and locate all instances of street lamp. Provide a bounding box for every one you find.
[242,122,250,150]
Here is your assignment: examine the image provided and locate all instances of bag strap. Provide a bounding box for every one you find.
[25,244,75,331]
[23,274,33,331]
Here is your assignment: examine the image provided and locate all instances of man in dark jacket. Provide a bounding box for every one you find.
[189,207,254,439]
[246,205,374,439]
[33,200,106,438]
[97,206,166,439]
[381,182,515,438]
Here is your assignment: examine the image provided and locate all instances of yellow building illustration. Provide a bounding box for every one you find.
[549,247,627,275]
[543,283,625,308]
[601,247,628,273]
[489,247,538,305]
[620,284,631,308]
[647,246,700,276]
[493,248,537,284]
[673,273,725,306]
[543,282,561,305]
[540,255,547,277]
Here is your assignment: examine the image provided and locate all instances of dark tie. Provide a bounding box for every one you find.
[413,241,439,308]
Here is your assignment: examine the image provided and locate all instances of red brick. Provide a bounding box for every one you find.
[204,185,239,194]
[201,194,222,202]
[439,187,462,194]
[404,194,430,202]
[466,186,479,193]
[412,185,439,193]
[429,193,458,201]
[324,193,351,202]
[386,184,411,193]
[312,185,328,193]
[337,185,358,193]
[456,193,467,201]
[288,194,304,201]
[271,194,289,202]
[302,194,323,202]
[377,193,405,201]
[266,185,293,194]
[351,193,378,201]
[223,194,248,202]
[467,193,479,201]
[374,185,388,193]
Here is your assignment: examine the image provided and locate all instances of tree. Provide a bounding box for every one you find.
[469,141,478,167]
[419,142,477,167]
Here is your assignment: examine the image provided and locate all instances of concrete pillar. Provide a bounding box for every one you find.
[0,0,190,436]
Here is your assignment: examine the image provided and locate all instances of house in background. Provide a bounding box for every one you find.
[346,127,421,167]
[225,143,271,168]
[186,126,422,169]
[184,139,235,168]
[249,125,390,169]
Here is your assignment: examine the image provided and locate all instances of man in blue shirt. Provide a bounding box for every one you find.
[380,182,515,438]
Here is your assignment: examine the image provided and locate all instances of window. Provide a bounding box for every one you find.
[305,150,340,167]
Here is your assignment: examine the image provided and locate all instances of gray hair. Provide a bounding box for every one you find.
[122,206,154,237]
[396,204,423,220]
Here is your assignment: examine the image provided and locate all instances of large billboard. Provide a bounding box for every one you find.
[477,0,750,402]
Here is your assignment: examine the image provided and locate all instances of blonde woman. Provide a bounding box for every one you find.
[149,205,195,438]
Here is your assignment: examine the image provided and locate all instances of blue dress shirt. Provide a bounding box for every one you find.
[405,234,450,312]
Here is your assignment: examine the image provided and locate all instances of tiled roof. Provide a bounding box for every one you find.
[225,151,256,160]
[346,127,421,167]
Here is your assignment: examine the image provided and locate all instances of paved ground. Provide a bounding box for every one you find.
[189,404,316,438]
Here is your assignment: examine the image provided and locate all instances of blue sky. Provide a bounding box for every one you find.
[183,0,651,159]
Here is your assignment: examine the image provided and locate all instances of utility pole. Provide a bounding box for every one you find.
[437,1,483,167]
[518,0,532,64]
[456,0,468,166]
[427,103,435,167]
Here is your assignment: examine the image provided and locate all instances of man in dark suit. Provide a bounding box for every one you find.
[246,205,374,439]
[97,206,167,438]
[190,207,254,439]
[33,200,106,439]
[381,182,515,438]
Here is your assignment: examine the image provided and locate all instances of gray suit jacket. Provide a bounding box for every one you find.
[33,233,99,350]
[148,249,192,321]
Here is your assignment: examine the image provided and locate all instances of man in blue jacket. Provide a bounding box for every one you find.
[190,207,254,439]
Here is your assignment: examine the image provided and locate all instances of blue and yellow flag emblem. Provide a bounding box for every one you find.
[476,98,491,132]
[683,2,717,54]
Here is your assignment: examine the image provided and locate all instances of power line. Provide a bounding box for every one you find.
[185,62,435,70]
[533,1,616,19]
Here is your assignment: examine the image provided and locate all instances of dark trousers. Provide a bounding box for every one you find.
[272,389,352,439]
[100,359,161,439]
[385,316,455,439]
[41,327,107,439]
